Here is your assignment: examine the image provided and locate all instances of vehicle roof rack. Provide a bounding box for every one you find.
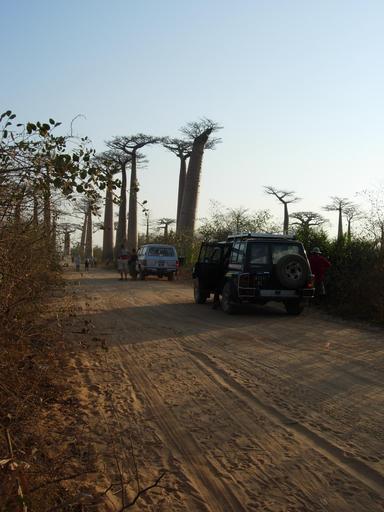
[226,232,296,241]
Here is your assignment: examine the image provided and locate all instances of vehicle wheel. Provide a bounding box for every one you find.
[221,281,237,314]
[139,270,146,280]
[168,273,174,281]
[285,300,303,315]
[275,254,309,289]
[194,280,207,304]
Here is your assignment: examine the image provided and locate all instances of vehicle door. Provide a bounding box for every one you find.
[195,243,227,291]
[243,242,273,290]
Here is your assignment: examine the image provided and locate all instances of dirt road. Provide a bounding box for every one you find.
[64,269,384,511]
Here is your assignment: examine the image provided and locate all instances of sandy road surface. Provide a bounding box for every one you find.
[63,269,384,511]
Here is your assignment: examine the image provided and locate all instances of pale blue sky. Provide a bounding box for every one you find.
[2,0,384,238]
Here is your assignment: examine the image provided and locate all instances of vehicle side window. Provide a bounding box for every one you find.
[230,242,241,264]
[236,242,246,265]
[199,245,214,263]
[271,244,300,264]
[249,244,269,265]
[211,247,222,264]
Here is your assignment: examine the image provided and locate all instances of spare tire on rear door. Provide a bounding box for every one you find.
[275,254,309,289]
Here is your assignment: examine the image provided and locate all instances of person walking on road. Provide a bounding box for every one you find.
[309,247,331,301]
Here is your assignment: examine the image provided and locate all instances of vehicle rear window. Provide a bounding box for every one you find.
[148,247,175,257]
[248,244,269,265]
[271,243,300,264]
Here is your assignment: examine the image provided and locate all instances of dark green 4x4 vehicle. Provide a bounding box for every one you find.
[192,233,315,315]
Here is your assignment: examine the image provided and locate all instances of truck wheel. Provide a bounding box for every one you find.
[276,254,308,289]
[194,281,207,304]
[285,300,303,315]
[221,282,237,314]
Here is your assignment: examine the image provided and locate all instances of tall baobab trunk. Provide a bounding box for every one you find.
[43,170,51,237]
[127,151,138,250]
[347,220,351,242]
[381,225,384,253]
[283,203,289,234]
[14,196,22,224]
[178,128,212,235]
[146,216,149,243]
[102,179,114,262]
[33,193,39,226]
[85,206,93,258]
[337,207,343,240]
[43,192,50,234]
[64,232,70,256]
[176,157,187,230]
[115,163,127,253]
[52,214,57,253]
[43,185,53,258]
[80,212,87,258]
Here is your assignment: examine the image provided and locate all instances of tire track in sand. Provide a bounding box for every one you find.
[120,343,248,512]
[183,345,384,499]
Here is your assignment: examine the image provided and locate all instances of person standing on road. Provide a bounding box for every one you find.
[84,257,90,272]
[117,243,129,280]
[74,254,81,272]
[129,248,138,280]
[212,247,230,309]
[309,247,331,300]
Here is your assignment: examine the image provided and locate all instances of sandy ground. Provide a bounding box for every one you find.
[61,268,384,511]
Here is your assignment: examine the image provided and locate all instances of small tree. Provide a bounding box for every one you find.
[360,186,384,250]
[264,186,300,234]
[198,200,278,241]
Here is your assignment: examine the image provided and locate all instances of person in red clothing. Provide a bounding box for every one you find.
[308,247,331,299]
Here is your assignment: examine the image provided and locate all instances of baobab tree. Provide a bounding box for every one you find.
[157,218,175,241]
[290,211,327,230]
[96,153,121,262]
[163,138,193,230]
[264,186,300,234]
[106,135,161,250]
[323,197,351,241]
[343,204,362,241]
[75,197,100,258]
[177,119,222,237]
[58,222,79,256]
[102,147,132,254]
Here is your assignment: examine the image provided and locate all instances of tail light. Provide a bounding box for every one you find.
[307,274,315,288]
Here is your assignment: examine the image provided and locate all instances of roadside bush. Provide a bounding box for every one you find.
[0,222,60,334]
[324,239,384,322]
[295,226,331,256]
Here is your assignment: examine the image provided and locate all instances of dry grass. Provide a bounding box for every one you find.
[0,220,99,510]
